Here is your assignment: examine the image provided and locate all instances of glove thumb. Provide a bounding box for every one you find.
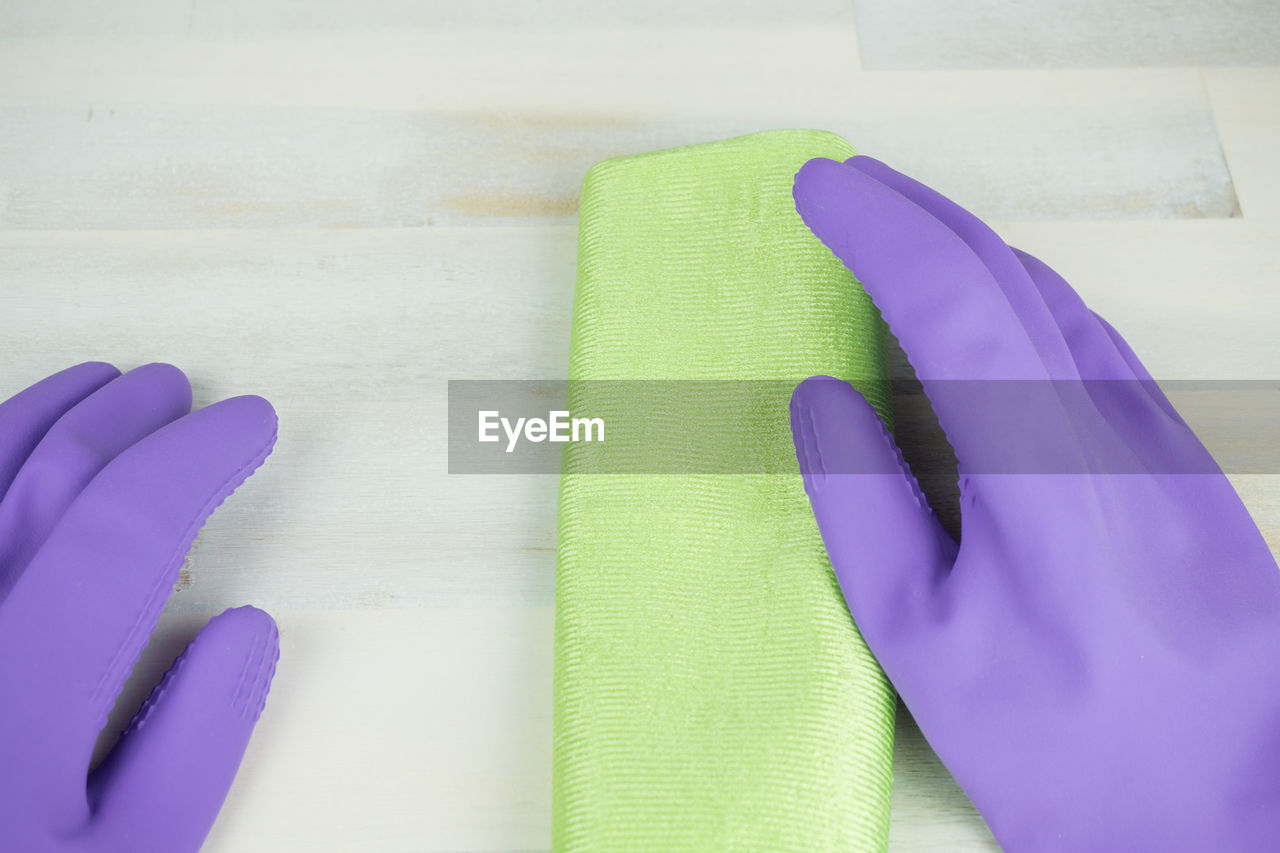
[790,376,955,649]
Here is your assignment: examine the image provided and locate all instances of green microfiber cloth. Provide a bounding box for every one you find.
[553,130,895,851]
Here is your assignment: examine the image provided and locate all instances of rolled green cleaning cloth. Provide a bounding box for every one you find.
[553,130,895,851]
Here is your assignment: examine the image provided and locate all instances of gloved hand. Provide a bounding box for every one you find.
[790,156,1280,851]
[0,362,280,852]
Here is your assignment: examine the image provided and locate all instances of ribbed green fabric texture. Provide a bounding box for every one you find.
[553,130,896,852]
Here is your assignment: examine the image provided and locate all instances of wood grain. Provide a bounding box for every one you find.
[102,607,557,853]
[108,609,1002,853]
[0,101,1238,229]
[1206,67,1280,220]
[2,219,1275,608]
[851,0,1280,69]
[1,0,858,36]
[0,55,1239,222]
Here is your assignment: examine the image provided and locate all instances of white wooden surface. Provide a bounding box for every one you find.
[1,5,1278,851]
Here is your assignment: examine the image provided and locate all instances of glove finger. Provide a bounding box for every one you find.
[0,364,192,600]
[1009,249,1135,381]
[1092,311,1184,422]
[838,157,1184,476]
[88,606,279,853]
[2,395,277,741]
[1015,250,1206,474]
[791,376,956,652]
[0,363,120,503]
[794,158,1090,475]
[794,157,1048,383]
[843,156,1078,379]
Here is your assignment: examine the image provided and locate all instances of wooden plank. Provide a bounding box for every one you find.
[1,220,1276,613]
[107,609,1000,852]
[0,227,573,610]
[890,709,999,851]
[0,30,863,112]
[0,72,1238,228]
[1,0,857,37]
[1206,67,1280,220]
[0,37,1226,130]
[101,607,557,853]
[851,0,1280,69]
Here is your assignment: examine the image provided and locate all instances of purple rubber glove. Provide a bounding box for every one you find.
[0,363,280,852]
[790,157,1280,850]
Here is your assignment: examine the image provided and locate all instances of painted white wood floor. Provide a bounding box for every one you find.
[2,3,1278,850]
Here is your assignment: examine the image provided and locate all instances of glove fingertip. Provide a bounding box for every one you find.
[791,376,902,477]
[196,606,280,723]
